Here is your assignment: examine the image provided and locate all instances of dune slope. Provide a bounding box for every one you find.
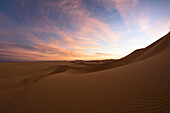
[0,32,170,113]
[67,32,170,73]
[120,32,170,64]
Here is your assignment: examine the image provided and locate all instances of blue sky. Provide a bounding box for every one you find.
[0,0,169,61]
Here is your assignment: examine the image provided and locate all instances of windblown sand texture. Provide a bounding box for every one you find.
[0,32,170,113]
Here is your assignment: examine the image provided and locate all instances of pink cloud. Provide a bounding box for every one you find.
[0,28,10,37]
[147,19,170,39]
[0,0,122,61]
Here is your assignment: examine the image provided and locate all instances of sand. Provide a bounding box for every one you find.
[0,32,170,113]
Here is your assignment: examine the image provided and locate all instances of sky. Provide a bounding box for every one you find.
[0,0,170,61]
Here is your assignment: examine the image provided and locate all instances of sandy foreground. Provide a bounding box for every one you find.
[0,32,170,113]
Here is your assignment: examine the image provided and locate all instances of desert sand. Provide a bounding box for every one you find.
[0,32,170,113]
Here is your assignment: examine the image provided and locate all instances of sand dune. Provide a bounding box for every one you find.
[0,32,170,112]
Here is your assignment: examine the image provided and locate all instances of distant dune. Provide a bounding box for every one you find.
[0,32,170,113]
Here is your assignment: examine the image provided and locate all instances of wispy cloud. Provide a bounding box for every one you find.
[147,19,170,39]
[0,0,169,61]
[0,0,122,61]
[0,28,10,37]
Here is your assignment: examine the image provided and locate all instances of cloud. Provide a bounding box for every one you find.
[114,0,138,24]
[0,28,10,37]
[0,0,122,61]
[0,0,168,61]
[147,19,170,39]
[96,0,138,24]
[95,53,113,56]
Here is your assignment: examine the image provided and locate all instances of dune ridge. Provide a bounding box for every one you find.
[0,32,170,113]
